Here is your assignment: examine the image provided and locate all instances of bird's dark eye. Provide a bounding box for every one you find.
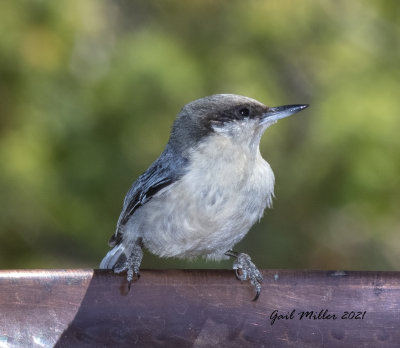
[239,107,250,117]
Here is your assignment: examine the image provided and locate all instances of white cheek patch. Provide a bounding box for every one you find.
[211,120,260,141]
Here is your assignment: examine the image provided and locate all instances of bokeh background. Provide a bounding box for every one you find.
[1,0,399,271]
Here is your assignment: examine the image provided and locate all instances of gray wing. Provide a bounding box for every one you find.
[109,145,188,247]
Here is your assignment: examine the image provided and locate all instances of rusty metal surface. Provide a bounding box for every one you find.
[0,269,400,347]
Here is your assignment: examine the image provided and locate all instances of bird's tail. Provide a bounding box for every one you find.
[99,243,127,271]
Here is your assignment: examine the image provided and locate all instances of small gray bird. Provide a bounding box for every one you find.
[100,94,308,300]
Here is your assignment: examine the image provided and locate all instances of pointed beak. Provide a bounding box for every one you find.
[262,104,309,123]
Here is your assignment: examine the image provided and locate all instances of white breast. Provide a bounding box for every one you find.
[136,134,275,260]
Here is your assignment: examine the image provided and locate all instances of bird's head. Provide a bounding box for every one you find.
[170,94,308,153]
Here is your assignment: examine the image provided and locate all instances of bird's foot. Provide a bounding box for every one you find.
[124,240,143,290]
[225,250,263,301]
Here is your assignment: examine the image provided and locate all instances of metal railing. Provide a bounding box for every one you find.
[0,269,399,347]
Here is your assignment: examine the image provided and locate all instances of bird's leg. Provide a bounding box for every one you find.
[225,250,263,301]
[125,238,143,290]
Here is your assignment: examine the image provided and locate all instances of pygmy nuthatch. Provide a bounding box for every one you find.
[100,94,308,300]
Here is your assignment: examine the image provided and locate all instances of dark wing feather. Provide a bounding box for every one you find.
[109,145,188,247]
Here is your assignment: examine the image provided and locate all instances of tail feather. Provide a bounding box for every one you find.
[99,243,126,271]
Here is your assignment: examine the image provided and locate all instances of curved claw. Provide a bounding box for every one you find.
[225,250,239,258]
[252,287,261,301]
[251,279,263,301]
[127,272,140,291]
[234,268,241,280]
[235,268,248,281]
[127,268,140,291]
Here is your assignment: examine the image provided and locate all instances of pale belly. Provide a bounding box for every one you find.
[137,150,275,259]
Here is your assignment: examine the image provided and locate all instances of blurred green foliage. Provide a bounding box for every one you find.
[1,0,400,270]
